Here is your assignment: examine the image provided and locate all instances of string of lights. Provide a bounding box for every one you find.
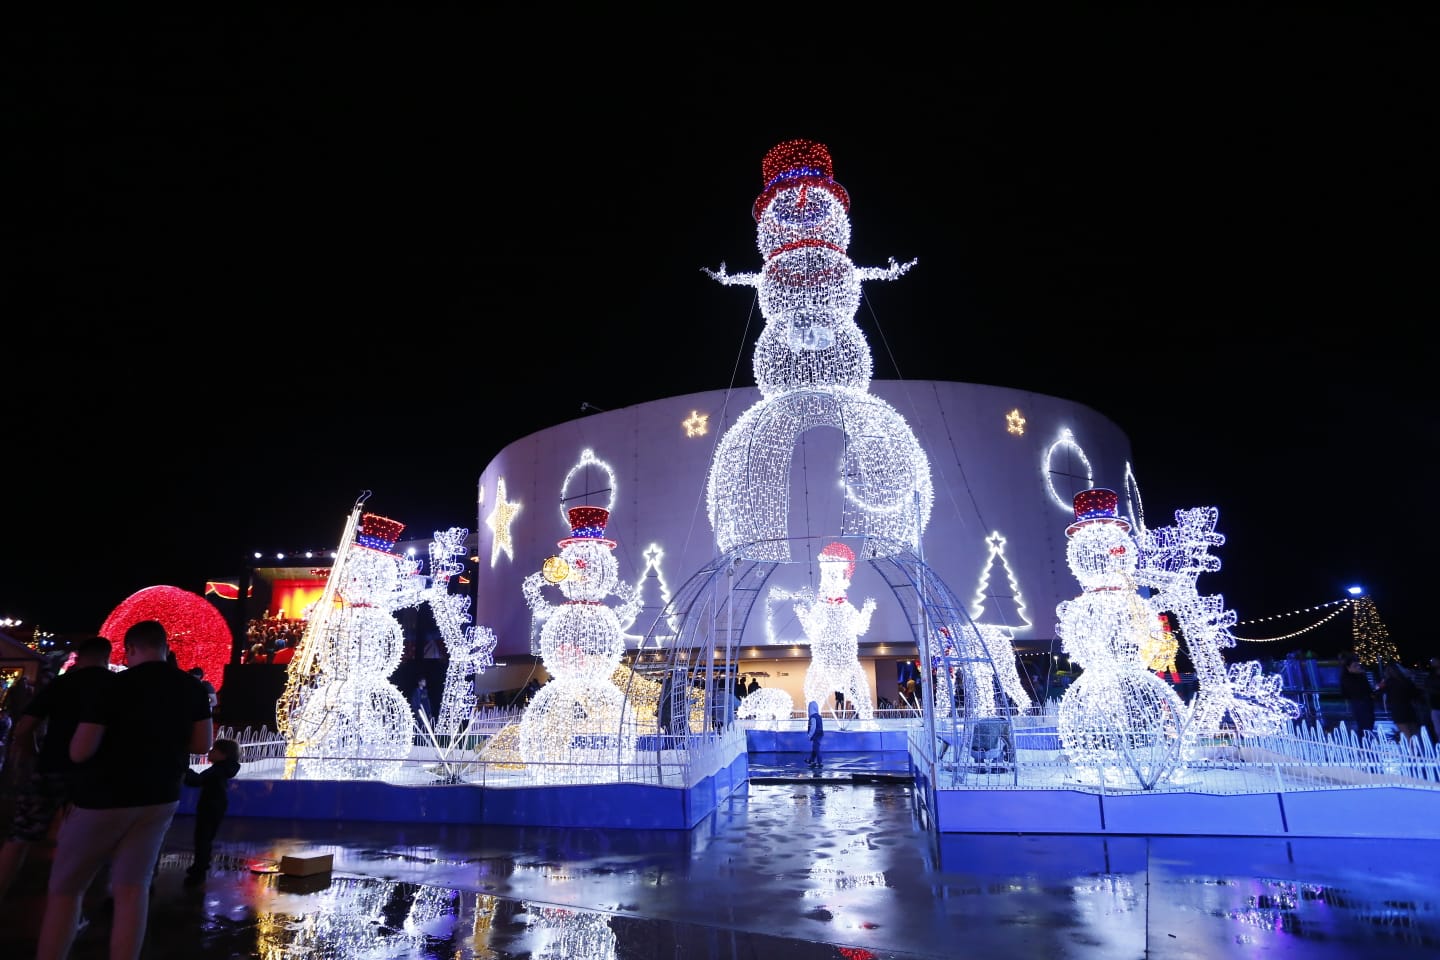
[1230,599,1352,643]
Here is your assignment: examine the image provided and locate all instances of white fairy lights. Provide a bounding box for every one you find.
[518,451,642,782]
[1055,489,1188,788]
[1135,505,1299,737]
[278,505,489,779]
[704,139,932,560]
[788,541,877,719]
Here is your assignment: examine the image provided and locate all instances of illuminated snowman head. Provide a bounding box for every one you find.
[1064,489,1136,590]
[817,541,857,596]
[752,139,861,354]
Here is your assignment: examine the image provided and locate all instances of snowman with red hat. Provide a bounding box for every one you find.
[786,540,877,721]
[1055,489,1190,787]
[704,139,932,560]
[519,452,642,782]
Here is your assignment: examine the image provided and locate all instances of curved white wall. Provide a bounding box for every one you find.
[474,380,1134,660]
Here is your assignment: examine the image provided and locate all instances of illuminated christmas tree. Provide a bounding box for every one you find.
[1351,595,1399,665]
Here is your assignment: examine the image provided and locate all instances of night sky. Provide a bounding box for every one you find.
[8,11,1434,659]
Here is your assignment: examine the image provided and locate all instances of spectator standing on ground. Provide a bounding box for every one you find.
[1339,653,1375,734]
[187,667,217,712]
[181,738,241,885]
[0,636,115,905]
[747,676,759,697]
[805,700,824,767]
[35,620,212,960]
[410,677,432,725]
[1377,661,1423,741]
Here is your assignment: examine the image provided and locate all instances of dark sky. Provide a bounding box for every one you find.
[8,10,1434,658]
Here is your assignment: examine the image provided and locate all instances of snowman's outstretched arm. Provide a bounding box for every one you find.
[701,262,760,287]
[855,256,918,282]
[521,572,554,621]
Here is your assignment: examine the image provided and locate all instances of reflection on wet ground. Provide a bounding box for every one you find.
[4,753,1440,958]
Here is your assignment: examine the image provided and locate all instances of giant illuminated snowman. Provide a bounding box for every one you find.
[704,139,933,560]
[1055,489,1190,788]
[520,453,642,783]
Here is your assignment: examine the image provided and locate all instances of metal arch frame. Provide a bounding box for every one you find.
[617,535,1022,792]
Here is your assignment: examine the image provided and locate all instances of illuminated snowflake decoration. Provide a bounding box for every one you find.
[704,139,932,560]
[1135,506,1299,738]
[1055,490,1190,788]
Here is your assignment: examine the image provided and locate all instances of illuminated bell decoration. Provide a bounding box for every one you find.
[541,555,570,583]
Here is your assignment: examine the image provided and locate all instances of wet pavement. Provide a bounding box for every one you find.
[5,752,1440,958]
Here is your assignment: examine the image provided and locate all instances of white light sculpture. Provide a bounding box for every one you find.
[623,542,677,644]
[1043,428,1094,512]
[1055,489,1189,789]
[277,506,425,779]
[736,686,796,721]
[704,139,932,560]
[1136,506,1299,737]
[426,526,497,738]
[784,541,876,720]
[519,453,642,783]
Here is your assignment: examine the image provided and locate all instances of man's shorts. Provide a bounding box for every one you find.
[48,801,179,894]
[6,770,68,843]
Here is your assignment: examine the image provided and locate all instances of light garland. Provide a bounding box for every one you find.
[704,139,932,560]
[1230,602,1350,643]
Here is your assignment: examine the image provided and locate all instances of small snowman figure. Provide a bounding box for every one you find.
[789,541,877,721]
[520,498,642,783]
[1055,489,1189,787]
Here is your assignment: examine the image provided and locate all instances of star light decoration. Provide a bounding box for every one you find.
[485,478,521,567]
[682,410,709,437]
[1005,408,1026,436]
[703,139,932,560]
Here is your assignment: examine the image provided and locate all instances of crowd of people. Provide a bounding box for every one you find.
[241,616,305,665]
[1339,651,1439,742]
[0,623,238,959]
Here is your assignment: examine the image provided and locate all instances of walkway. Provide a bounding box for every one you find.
[4,752,1440,958]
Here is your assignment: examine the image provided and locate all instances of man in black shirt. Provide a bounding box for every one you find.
[36,620,212,960]
[0,636,115,904]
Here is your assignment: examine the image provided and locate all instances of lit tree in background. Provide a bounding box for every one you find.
[1351,595,1399,665]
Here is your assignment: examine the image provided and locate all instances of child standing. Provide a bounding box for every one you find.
[805,700,824,767]
[183,738,241,885]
